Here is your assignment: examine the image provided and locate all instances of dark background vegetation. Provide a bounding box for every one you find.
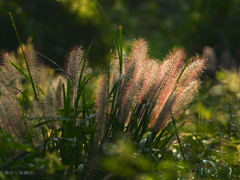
[1,0,240,71]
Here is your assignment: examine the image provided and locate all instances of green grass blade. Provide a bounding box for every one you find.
[158,133,176,161]
[33,51,63,70]
[193,87,202,165]
[119,25,123,74]
[62,78,71,142]
[197,87,202,135]
[70,114,96,137]
[135,104,151,142]
[62,83,67,116]
[9,12,38,102]
[187,129,204,148]
[24,116,78,123]
[147,133,153,156]
[171,112,185,161]
[55,105,65,117]
[74,75,94,120]
[154,121,185,159]
[66,78,71,118]
[175,58,193,84]
[110,75,123,115]
[98,4,120,57]
[126,107,138,134]
[10,61,46,95]
[34,51,79,89]
[78,42,92,87]
[34,119,56,128]
[9,61,30,81]
[61,80,70,164]
[74,43,92,119]
[62,79,73,119]
[152,130,164,148]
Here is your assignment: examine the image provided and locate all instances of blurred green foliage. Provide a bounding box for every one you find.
[172,68,240,179]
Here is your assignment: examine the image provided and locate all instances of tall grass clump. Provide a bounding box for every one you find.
[0,13,208,180]
[91,38,207,179]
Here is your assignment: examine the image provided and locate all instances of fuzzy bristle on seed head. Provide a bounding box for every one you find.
[96,38,207,135]
[64,45,87,107]
[126,38,148,84]
[149,51,207,133]
[116,80,140,123]
[147,48,186,125]
[25,47,44,98]
[64,45,86,80]
[127,38,148,65]
[136,59,159,104]
[0,91,25,141]
[53,75,65,109]
[0,51,15,70]
[0,51,21,95]
[114,39,149,117]
[178,55,208,87]
[95,72,109,145]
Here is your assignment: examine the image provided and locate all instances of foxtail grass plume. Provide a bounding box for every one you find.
[106,38,207,133]
[95,72,109,148]
[0,46,63,144]
[64,45,87,109]
[115,39,148,123]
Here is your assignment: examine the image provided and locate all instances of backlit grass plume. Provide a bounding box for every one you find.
[95,72,109,147]
[64,45,87,109]
[97,38,207,137]
[0,46,55,144]
[88,37,207,179]
[0,31,207,178]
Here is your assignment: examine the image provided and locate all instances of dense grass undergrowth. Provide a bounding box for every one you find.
[1,11,240,180]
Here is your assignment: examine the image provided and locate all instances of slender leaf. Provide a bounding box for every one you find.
[9,13,38,101]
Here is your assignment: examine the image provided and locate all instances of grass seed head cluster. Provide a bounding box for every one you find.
[0,36,207,179]
[96,38,207,138]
